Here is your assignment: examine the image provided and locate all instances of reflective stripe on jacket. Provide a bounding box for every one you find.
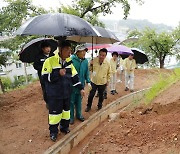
[71,54,90,94]
[33,52,54,78]
[71,55,90,86]
[42,53,83,99]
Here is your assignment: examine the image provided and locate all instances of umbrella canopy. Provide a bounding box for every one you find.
[19,38,58,63]
[15,13,98,37]
[107,45,133,55]
[131,48,148,64]
[94,26,119,43]
[67,26,119,63]
[66,26,119,44]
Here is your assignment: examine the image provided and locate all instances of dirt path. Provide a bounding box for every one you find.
[74,81,180,154]
[0,69,173,154]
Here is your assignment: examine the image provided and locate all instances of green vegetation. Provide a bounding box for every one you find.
[0,76,11,90]
[0,0,143,51]
[0,0,142,93]
[0,75,37,92]
[0,0,47,51]
[145,68,180,104]
[126,26,180,68]
[61,0,143,27]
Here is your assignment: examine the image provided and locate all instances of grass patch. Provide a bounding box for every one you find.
[125,94,145,110]
[145,68,180,104]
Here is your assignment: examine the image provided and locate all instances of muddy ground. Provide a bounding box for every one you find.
[0,69,175,154]
[74,80,180,154]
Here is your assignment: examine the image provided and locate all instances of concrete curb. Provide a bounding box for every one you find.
[44,88,150,154]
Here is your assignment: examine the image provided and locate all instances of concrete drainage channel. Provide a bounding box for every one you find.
[44,88,150,154]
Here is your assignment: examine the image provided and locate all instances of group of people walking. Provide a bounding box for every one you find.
[109,52,137,94]
[33,40,136,142]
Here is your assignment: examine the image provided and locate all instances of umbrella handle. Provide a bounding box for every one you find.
[91,36,93,72]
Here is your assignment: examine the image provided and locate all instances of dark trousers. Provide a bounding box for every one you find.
[97,86,107,97]
[87,82,106,109]
[104,86,107,97]
[48,98,70,135]
[38,72,48,104]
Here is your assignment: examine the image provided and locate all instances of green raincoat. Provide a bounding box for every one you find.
[70,54,90,120]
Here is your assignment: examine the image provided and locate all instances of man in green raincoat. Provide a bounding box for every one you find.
[70,44,91,124]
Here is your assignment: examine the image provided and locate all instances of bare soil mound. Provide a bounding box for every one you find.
[77,81,180,154]
[0,69,174,154]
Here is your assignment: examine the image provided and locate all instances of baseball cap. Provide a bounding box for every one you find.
[75,44,88,54]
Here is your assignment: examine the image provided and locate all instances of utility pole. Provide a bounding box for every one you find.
[24,63,28,84]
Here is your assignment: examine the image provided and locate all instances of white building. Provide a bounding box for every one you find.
[0,34,38,82]
[0,60,38,82]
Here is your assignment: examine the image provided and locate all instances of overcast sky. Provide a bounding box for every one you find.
[33,0,180,27]
[0,0,180,27]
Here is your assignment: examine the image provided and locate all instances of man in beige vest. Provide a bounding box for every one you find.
[123,54,136,92]
[109,52,118,95]
[85,48,111,112]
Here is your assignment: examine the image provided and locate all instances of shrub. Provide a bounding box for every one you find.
[0,76,13,90]
[12,75,26,88]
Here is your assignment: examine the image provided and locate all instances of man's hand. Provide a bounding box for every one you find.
[59,69,66,76]
[80,89,85,97]
[90,60,93,65]
[87,83,92,91]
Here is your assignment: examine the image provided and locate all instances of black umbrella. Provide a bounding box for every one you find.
[67,26,119,63]
[19,38,58,63]
[131,48,148,64]
[94,26,119,44]
[67,26,119,44]
[15,13,98,37]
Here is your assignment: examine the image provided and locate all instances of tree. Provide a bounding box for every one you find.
[60,0,143,27]
[0,0,144,51]
[0,53,8,66]
[0,0,49,88]
[0,0,48,50]
[0,52,9,93]
[0,0,48,34]
[126,26,180,68]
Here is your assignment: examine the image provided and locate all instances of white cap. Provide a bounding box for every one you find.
[75,44,88,54]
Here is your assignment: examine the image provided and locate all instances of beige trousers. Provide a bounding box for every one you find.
[110,73,117,91]
[125,72,134,90]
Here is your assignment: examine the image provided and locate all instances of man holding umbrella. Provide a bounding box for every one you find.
[42,41,85,141]
[33,41,54,109]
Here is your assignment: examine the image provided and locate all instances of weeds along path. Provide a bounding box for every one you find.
[73,80,180,154]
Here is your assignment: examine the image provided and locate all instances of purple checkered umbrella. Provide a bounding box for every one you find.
[107,45,133,55]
